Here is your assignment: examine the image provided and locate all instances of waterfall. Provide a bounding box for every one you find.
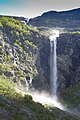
[15,29,66,111]
[49,30,59,96]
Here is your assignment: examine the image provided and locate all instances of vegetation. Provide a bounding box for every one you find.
[0,16,39,47]
[0,77,78,120]
[0,16,38,84]
[0,16,79,120]
[0,76,21,99]
[62,82,80,107]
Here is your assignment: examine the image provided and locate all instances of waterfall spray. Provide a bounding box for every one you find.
[15,29,66,111]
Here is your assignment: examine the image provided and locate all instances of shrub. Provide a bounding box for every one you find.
[24,94,33,102]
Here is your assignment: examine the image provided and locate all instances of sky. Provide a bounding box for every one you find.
[0,0,80,18]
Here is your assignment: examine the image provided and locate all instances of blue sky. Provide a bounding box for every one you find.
[0,0,22,6]
[0,0,80,18]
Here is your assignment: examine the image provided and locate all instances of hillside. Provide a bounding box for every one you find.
[0,15,80,119]
[0,16,50,91]
[0,17,77,120]
[29,8,80,29]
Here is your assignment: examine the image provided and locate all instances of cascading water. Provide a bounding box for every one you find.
[14,27,79,118]
[15,29,66,111]
[49,30,59,96]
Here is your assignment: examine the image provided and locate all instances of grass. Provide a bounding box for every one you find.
[0,75,21,99]
[0,75,78,120]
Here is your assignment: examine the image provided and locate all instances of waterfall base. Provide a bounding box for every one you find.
[15,87,65,111]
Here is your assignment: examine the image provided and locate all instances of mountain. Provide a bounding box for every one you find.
[0,12,80,119]
[29,8,80,28]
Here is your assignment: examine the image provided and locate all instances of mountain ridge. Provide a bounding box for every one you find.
[42,8,80,15]
[29,8,80,28]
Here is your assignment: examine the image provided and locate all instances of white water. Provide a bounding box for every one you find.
[14,29,80,118]
[15,29,66,111]
[49,30,59,95]
[15,87,65,110]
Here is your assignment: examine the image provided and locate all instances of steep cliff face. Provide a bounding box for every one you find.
[39,30,80,96]
[29,8,80,109]
[57,33,80,91]
[0,17,50,91]
[56,32,80,109]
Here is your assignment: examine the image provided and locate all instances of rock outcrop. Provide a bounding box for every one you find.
[0,17,50,92]
[57,33,80,92]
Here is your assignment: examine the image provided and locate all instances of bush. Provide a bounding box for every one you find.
[24,94,33,102]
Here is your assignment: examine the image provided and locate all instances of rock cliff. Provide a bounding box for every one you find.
[0,17,50,92]
[57,33,80,91]
[29,8,80,110]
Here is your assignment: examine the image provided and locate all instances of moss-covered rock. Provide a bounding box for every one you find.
[0,17,50,92]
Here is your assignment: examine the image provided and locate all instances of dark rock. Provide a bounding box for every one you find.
[57,33,80,92]
[0,108,9,119]
[4,71,13,77]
